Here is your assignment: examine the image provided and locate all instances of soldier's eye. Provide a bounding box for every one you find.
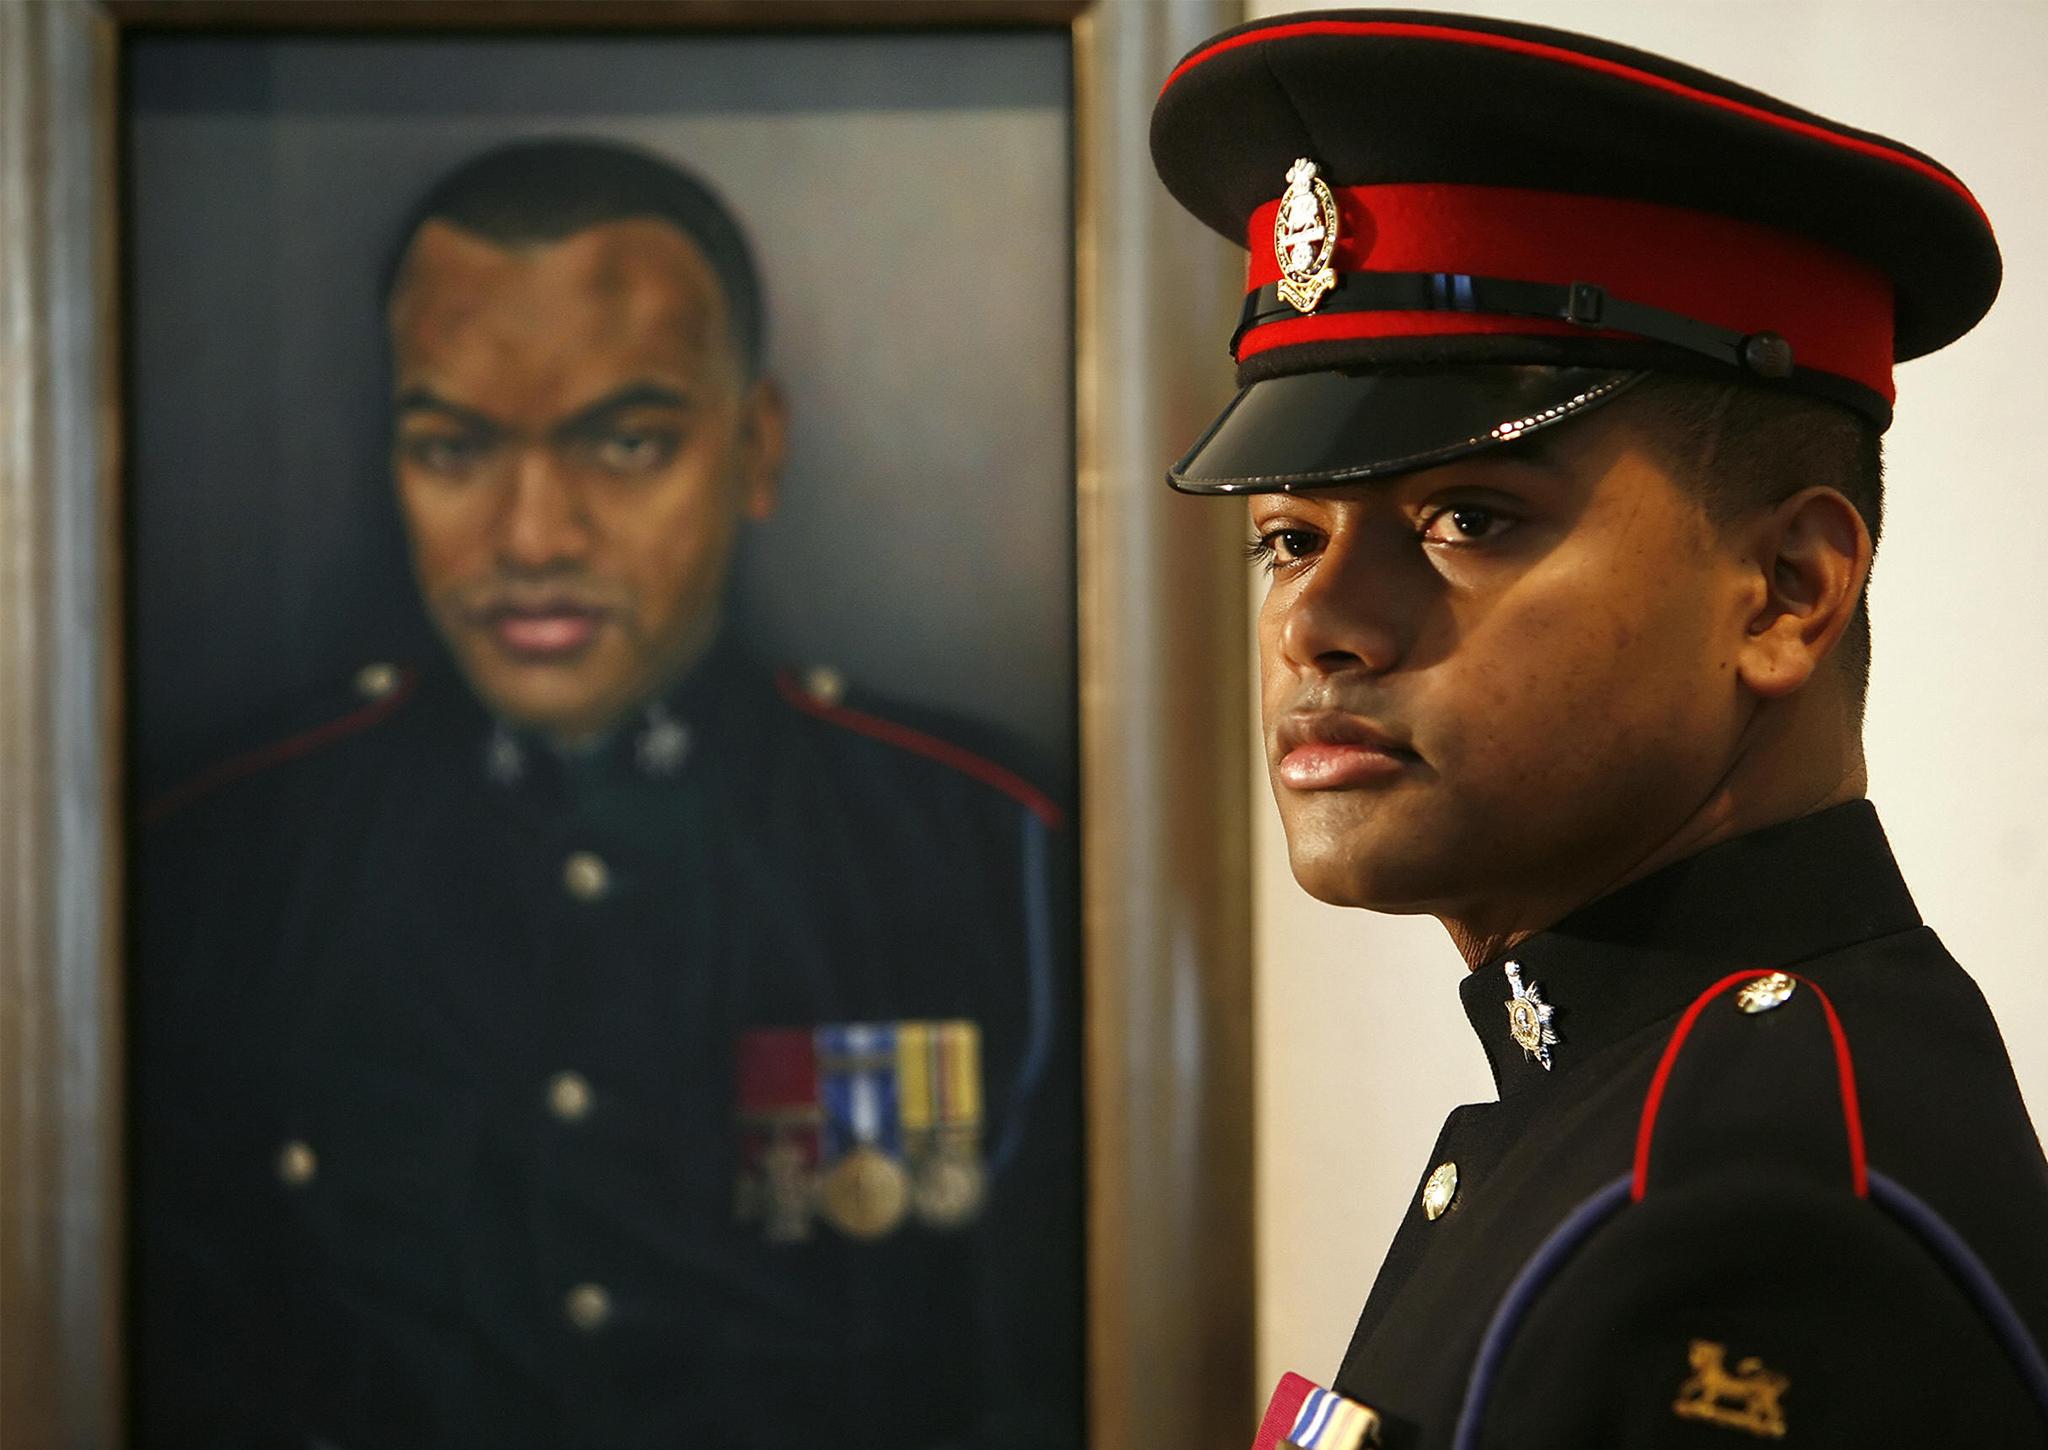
[1245,528,1323,573]
[592,428,679,475]
[1417,504,1514,545]
[401,433,489,476]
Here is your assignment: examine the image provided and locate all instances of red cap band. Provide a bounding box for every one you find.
[1244,183,1895,402]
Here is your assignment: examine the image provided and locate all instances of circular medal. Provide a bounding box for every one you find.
[820,1144,910,1240]
[912,1146,989,1229]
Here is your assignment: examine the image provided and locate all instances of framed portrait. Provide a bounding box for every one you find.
[0,1,1253,1446]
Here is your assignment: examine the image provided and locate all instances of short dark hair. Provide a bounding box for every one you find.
[1617,374,1884,714]
[383,138,765,376]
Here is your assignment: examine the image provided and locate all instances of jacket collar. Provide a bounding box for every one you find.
[1458,801,1920,1098]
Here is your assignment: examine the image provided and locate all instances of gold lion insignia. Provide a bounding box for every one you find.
[1673,1339,1789,1439]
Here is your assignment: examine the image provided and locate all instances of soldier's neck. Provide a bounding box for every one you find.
[1440,695,1868,972]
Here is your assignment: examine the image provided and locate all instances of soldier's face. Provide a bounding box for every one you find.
[1253,407,1755,922]
[388,218,782,745]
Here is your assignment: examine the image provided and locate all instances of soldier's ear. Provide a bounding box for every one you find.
[1734,485,1871,701]
[739,375,787,522]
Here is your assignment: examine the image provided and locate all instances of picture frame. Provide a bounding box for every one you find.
[0,1,1254,1445]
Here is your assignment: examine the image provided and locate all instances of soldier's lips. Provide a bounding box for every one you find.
[1276,712,1420,789]
[477,605,610,660]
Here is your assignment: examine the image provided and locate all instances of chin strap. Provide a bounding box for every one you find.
[1232,271,1795,380]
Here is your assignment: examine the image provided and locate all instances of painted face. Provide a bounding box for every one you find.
[388,217,780,746]
[1251,404,1757,924]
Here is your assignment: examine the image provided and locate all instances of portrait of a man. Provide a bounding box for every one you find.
[131,133,1080,1448]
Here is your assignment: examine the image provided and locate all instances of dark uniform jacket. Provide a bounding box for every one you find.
[134,639,1081,1450]
[1309,803,2048,1448]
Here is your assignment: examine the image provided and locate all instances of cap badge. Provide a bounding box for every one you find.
[1273,157,1341,315]
[1503,961,1560,1071]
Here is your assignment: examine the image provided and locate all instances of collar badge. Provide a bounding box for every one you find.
[1503,960,1559,1071]
[1273,157,1341,314]
[484,725,526,786]
[637,703,692,778]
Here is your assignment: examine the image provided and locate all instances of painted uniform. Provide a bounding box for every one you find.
[133,636,1081,1450]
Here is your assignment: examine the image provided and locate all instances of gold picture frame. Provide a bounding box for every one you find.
[0,1,1252,1444]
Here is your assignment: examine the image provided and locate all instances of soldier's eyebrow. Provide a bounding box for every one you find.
[551,383,693,439]
[392,389,500,433]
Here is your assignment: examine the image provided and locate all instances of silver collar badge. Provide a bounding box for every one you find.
[1503,961,1559,1071]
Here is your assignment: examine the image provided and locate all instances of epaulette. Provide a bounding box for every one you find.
[141,661,418,828]
[773,665,1064,830]
[1449,969,2048,1447]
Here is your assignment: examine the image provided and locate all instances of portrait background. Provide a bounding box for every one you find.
[125,30,1075,792]
[4,4,1255,1443]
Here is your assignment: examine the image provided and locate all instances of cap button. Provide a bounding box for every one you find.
[1741,331,1795,379]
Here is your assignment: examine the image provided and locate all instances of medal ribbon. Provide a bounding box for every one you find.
[817,1022,902,1161]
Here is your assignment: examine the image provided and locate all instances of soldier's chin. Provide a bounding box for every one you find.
[465,660,630,746]
[1284,821,1451,914]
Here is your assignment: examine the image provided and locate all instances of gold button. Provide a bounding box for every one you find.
[1421,1161,1459,1221]
[353,662,399,700]
[562,851,610,902]
[277,1140,318,1188]
[564,1282,612,1332]
[1737,972,1798,1014]
[804,665,846,707]
[547,1071,593,1123]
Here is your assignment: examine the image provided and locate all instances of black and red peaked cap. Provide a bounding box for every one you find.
[1150,9,2000,493]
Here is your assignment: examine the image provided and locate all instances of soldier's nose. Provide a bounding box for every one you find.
[500,451,593,567]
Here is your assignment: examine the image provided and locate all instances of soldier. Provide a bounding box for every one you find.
[133,139,1080,1449]
[1152,11,2048,1448]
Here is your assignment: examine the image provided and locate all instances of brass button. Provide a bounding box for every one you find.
[803,665,846,707]
[1421,1161,1459,1221]
[1737,972,1798,1014]
[353,662,399,701]
[564,1282,612,1333]
[276,1140,318,1188]
[547,1071,593,1123]
[562,851,611,902]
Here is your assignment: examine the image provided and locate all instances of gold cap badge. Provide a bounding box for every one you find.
[1274,157,1341,314]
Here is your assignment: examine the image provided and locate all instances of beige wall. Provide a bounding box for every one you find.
[1237,0,2048,1396]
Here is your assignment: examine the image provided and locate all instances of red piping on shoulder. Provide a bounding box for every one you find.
[774,672,1065,831]
[1159,19,1987,226]
[1631,969,1868,1201]
[141,669,418,828]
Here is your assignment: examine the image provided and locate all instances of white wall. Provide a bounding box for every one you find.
[1239,0,2048,1396]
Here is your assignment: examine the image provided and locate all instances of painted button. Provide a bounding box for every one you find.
[547,1071,593,1123]
[804,665,846,707]
[1422,1161,1459,1221]
[562,851,611,902]
[1737,972,1798,1014]
[353,662,399,700]
[276,1140,318,1188]
[564,1282,612,1332]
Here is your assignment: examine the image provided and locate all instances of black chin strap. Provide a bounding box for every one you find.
[1233,272,1795,380]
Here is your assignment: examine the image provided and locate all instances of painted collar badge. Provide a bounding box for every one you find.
[1273,157,1340,314]
[1503,961,1559,1071]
